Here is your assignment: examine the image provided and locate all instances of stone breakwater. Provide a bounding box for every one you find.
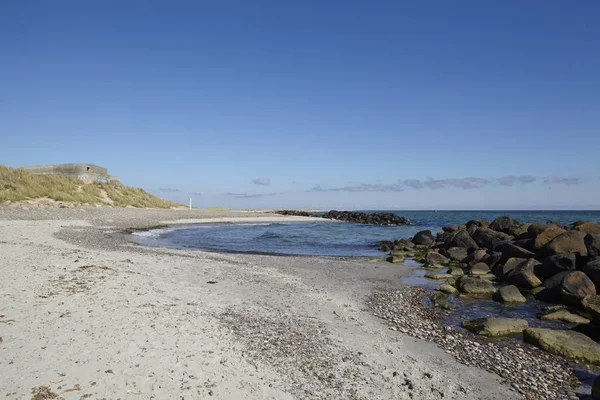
[376,216,600,397]
[367,287,580,400]
[273,209,314,217]
[321,210,410,225]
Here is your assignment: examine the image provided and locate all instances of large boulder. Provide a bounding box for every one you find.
[574,222,600,235]
[582,294,600,320]
[512,223,532,238]
[493,257,526,278]
[484,252,502,268]
[539,309,590,324]
[493,285,526,303]
[442,225,458,233]
[446,230,478,250]
[560,271,596,306]
[583,258,600,287]
[436,282,458,294]
[462,317,528,337]
[445,247,469,262]
[472,228,513,252]
[532,271,570,302]
[528,223,560,236]
[536,254,578,280]
[586,234,600,257]
[456,276,496,295]
[470,262,491,275]
[543,230,588,257]
[506,259,542,289]
[489,216,520,235]
[424,251,449,268]
[495,242,537,262]
[413,230,435,247]
[523,328,600,365]
[533,227,567,251]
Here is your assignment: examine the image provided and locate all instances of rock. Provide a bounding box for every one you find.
[424,251,449,267]
[321,210,410,225]
[594,375,600,400]
[536,254,577,280]
[572,324,600,341]
[493,285,526,303]
[448,267,464,276]
[425,273,453,280]
[472,228,513,252]
[574,222,600,235]
[496,242,537,262]
[431,292,455,310]
[456,276,496,295]
[489,216,520,235]
[530,286,547,299]
[446,230,478,250]
[387,256,405,264]
[436,282,458,294]
[512,238,535,251]
[462,317,528,337]
[582,294,600,319]
[390,250,412,257]
[528,222,560,236]
[507,259,542,289]
[484,252,502,268]
[442,225,458,233]
[493,257,527,278]
[533,272,570,301]
[560,271,596,306]
[541,304,568,312]
[543,230,588,257]
[586,234,600,257]
[413,230,435,247]
[512,223,531,237]
[392,239,415,251]
[523,328,600,365]
[479,273,497,280]
[539,309,590,324]
[470,262,491,275]
[445,247,468,262]
[533,227,567,251]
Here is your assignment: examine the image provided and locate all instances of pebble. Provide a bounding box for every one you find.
[366,287,580,400]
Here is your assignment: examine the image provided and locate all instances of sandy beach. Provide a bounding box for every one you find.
[0,207,520,399]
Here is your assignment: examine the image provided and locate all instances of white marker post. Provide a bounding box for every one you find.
[189,198,192,210]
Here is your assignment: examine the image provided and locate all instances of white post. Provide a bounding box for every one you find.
[189,198,192,210]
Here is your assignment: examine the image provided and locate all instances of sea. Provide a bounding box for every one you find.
[132,210,600,256]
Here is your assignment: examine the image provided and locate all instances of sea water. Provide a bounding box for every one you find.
[132,210,600,256]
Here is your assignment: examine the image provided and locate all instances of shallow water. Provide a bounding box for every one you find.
[133,210,600,256]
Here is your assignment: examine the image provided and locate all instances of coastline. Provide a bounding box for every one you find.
[0,207,535,399]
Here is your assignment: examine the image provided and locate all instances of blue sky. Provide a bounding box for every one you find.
[1,1,599,209]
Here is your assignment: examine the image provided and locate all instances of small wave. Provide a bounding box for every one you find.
[259,231,284,239]
[132,227,175,238]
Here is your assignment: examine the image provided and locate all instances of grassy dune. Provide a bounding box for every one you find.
[0,165,182,208]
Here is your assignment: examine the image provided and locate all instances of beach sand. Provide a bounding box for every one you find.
[0,207,518,399]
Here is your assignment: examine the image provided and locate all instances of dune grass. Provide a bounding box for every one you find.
[0,165,182,209]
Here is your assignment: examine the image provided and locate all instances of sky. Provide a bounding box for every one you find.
[1,1,599,210]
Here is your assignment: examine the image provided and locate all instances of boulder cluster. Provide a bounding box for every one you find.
[272,209,313,217]
[380,216,600,365]
[321,210,410,225]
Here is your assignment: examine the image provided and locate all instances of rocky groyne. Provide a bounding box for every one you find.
[378,216,600,394]
[321,210,410,225]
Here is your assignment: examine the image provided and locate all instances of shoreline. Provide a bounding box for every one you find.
[0,207,566,399]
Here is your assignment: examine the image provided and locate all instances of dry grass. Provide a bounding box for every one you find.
[0,165,182,209]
